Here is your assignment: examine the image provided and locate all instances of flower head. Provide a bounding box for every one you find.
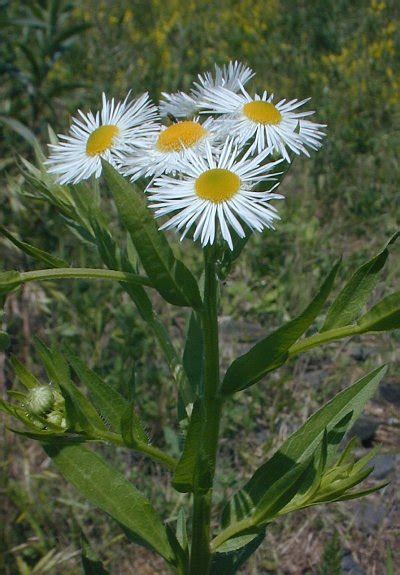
[199,86,325,161]
[120,117,220,180]
[147,139,284,249]
[194,61,254,95]
[159,61,254,119]
[46,93,159,184]
[25,386,54,415]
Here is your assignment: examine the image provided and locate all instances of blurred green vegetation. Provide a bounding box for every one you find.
[1,0,399,573]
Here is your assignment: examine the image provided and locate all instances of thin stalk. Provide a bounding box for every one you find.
[94,430,177,471]
[288,324,361,357]
[20,267,152,287]
[189,248,222,575]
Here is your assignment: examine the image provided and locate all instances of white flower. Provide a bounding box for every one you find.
[46,93,159,184]
[298,119,326,152]
[120,117,220,181]
[159,91,198,119]
[159,61,254,119]
[199,86,325,161]
[147,140,284,249]
[194,60,254,95]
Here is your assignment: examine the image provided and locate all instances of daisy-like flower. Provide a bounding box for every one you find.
[147,139,284,249]
[298,119,326,152]
[194,60,254,95]
[121,117,220,181]
[159,61,254,119]
[46,93,159,184]
[199,86,325,161]
[159,91,198,120]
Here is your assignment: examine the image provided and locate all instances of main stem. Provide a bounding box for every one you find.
[189,248,222,575]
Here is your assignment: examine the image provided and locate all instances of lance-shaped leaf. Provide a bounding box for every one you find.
[242,366,386,505]
[172,400,211,493]
[0,225,68,268]
[252,458,314,525]
[183,312,204,397]
[10,356,42,390]
[210,532,265,575]
[65,352,128,432]
[120,405,148,448]
[44,443,175,563]
[219,366,386,541]
[102,161,202,309]
[213,459,314,553]
[322,232,399,331]
[222,260,341,394]
[357,291,400,332]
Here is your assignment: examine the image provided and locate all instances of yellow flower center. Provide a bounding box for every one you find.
[86,125,120,156]
[156,121,207,153]
[243,101,282,125]
[195,169,240,203]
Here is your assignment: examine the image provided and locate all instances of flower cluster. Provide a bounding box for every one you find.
[46,62,325,249]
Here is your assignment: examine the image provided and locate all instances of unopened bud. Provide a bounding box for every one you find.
[46,411,63,427]
[53,390,65,411]
[25,386,54,415]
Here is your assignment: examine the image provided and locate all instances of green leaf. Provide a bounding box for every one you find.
[102,161,202,309]
[252,458,314,525]
[65,352,128,432]
[120,405,148,447]
[10,356,42,390]
[210,533,265,575]
[34,340,106,433]
[243,366,386,506]
[172,400,210,493]
[0,271,22,295]
[176,508,189,553]
[222,260,341,394]
[322,233,399,331]
[90,219,155,323]
[44,443,175,563]
[313,466,374,503]
[0,331,10,351]
[0,225,68,268]
[183,312,204,396]
[357,291,400,332]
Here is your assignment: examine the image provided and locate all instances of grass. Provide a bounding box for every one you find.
[1,0,400,573]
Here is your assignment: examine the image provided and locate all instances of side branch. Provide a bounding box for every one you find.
[20,267,153,287]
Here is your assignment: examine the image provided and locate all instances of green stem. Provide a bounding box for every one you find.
[20,267,152,287]
[189,248,222,575]
[94,430,177,470]
[288,324,361,357]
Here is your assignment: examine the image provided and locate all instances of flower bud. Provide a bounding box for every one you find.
[47,410,66,428]
[53,390,65,411]
[25,386,54,415]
